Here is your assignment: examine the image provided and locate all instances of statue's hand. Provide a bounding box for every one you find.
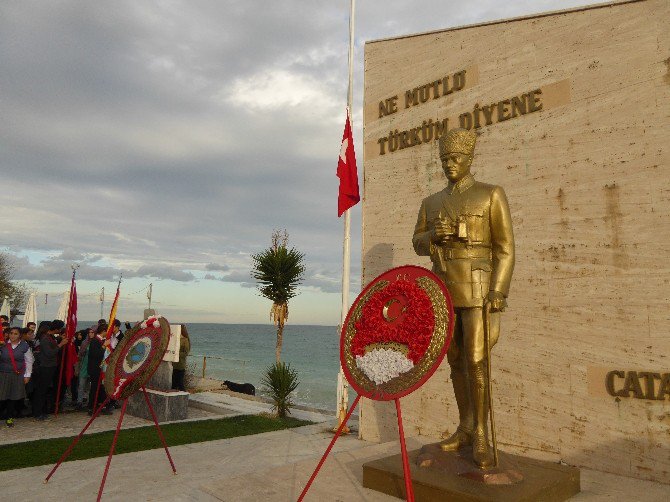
[487,291,507,312]
[432,219,450,243]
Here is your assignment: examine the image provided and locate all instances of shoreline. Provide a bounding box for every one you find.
[186,372,348,417]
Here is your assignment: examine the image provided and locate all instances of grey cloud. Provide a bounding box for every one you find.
[133,265,195,282]
[205,263,229,272]
[0,1,364,283]
[302,274,341,294]
[204,269,256,289]
[9,254,197,283]
[213,271,252,284]
[200,269,257,286]
[54,248,87,262]
[1,0,597,316]
[301,266,361,294]
[9,255,120,282]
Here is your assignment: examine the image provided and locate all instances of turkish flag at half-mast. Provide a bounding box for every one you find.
[337,110,360,217]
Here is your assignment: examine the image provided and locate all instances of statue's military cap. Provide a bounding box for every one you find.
[439,128,477,156]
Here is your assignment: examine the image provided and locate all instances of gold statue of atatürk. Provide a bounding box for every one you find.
[413,128,515,468]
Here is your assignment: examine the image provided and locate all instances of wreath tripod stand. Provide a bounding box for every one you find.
[44,386,177,501]
[298,394,415,501]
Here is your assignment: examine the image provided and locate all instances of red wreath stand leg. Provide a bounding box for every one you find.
[97,398,128,501]
[141,386,177,474]
[45,387,177,501]
[394,397,415,502]
[297,394,414,502]
[45,396,111,483]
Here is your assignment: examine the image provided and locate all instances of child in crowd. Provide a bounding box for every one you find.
[0,327,34,427]
[23,322,36,344]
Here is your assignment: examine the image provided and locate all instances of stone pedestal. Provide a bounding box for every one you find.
[147,360,173,390]
[126,360,189,422]
[127,388,189,422]
[362,443,580,501]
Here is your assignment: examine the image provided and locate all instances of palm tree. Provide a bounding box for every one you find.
[251,230,306,363]
[262,362,300,418]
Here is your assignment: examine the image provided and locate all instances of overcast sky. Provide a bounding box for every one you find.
[1,0,600,325]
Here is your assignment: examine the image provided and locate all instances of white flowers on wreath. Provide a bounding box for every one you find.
[355,348,414,385]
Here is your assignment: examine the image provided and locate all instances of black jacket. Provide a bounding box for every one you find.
[87,337,106,376]
[36,333,60,368]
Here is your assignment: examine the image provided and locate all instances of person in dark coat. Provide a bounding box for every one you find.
[31,320,68,420]
[87,324,112,415]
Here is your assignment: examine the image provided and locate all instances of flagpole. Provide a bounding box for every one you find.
[335,0,355,434]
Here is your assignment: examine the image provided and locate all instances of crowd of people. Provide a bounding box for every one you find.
[0,315,192,427]
[0,316,127,427]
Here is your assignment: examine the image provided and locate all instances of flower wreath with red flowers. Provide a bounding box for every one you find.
[351,279,435,385]
[105,315,170,400]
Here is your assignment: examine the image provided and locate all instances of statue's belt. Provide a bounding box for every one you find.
[436,246,491,260]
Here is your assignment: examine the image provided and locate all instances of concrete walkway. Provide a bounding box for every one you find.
[3,424,669,501]
[2,391,667,501]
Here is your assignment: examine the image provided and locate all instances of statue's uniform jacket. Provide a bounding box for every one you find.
[412,174,515,310]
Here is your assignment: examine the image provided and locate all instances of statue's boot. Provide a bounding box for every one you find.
[470,360,494,468]
[440,368,473,451]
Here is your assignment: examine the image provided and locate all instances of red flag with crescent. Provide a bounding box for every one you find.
[337,110,360,217]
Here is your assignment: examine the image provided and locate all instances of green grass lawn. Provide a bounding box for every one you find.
[0,414,311,472]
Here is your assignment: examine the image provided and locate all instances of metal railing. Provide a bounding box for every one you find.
[189,354,250,379]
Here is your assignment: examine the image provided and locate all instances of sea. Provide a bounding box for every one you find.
[72,322,343,412]
[186,323,341,412]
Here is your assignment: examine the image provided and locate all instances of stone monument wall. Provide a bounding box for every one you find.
[360,0,670,483]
